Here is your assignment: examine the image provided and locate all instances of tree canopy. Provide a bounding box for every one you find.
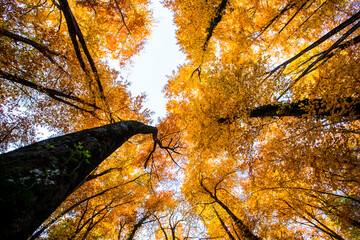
[1,0,360,239]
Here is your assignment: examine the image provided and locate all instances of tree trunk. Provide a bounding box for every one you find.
[214,198,260,240]
[200,179,260,240]
[213,207,236,240]
[126,213,151,240]
[218,98,360,123]
[0,120,157,240]
[249,98,360,118]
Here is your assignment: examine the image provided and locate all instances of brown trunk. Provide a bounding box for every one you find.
[0,120,157,240]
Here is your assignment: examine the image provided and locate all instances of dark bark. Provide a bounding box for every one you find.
[58,0,115,122]
[213,207,236,240]
[218,98,360,123]
[288,34,360,75]
[257,2,297,38]
[0,69,100,114]
[126,213,151,240]
[278,0,310,34]
[214,198,260,240]
[202,0,229,51]
[58,0,104,97]
[270,10,360,74]
[200,178,260,240]
[278,20,360,99]
[0,120,157,240]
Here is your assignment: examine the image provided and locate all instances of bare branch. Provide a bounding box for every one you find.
[278,0,310,34]
[114,0,132,35]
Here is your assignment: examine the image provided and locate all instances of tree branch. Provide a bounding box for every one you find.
[0,69,100,114]
[278,19,360,99]
[58,0,114,123]
[269,10,360,74]
[202,0,229,52]
[114,0,132,35]
[218,97,360,124]
[0,28,63,62]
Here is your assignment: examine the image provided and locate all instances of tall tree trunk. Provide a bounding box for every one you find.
[0,120,157,240]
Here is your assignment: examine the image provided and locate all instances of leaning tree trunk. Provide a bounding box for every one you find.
[0,120,157,240]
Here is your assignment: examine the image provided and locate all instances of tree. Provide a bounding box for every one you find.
[0,0,153,152]
[0,120,158,239]
[2,0,360,239]
[164,0,360,238]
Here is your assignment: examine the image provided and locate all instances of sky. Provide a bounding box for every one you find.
[37,1,181,141]
[123,0,186,123]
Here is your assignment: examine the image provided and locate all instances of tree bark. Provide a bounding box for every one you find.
[126,213,151,240]
[0,120,157,240]
[202,0,229,51]
[218,98,360,123]
[213,207,236,240]
[200,179,260,240]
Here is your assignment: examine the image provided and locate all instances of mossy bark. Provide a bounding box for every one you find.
[0,120,157,240]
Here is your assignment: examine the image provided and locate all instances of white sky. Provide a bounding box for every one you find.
[124,0,186,123]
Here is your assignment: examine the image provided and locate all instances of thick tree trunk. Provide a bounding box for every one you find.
[0,120,157,240]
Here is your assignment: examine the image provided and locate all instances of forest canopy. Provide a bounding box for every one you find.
[1,0,360,239]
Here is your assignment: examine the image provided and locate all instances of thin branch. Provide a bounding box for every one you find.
[29,174,146,240]
[298,0,328,30]
[278,0,310,34]
[144,129,182,169]
[256,2,296,39]
[0,122,20,144]
[269,10,360,74]
[0,70,100,113]
[252,186,360,204]
[287,34,360,75]
[85,167,123,182]
[0,28,63,60]
[0,28,69,75]
[114,0,132,35]
[278,19,360,99]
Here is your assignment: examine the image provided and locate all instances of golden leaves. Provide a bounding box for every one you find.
[164,0,360,238]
